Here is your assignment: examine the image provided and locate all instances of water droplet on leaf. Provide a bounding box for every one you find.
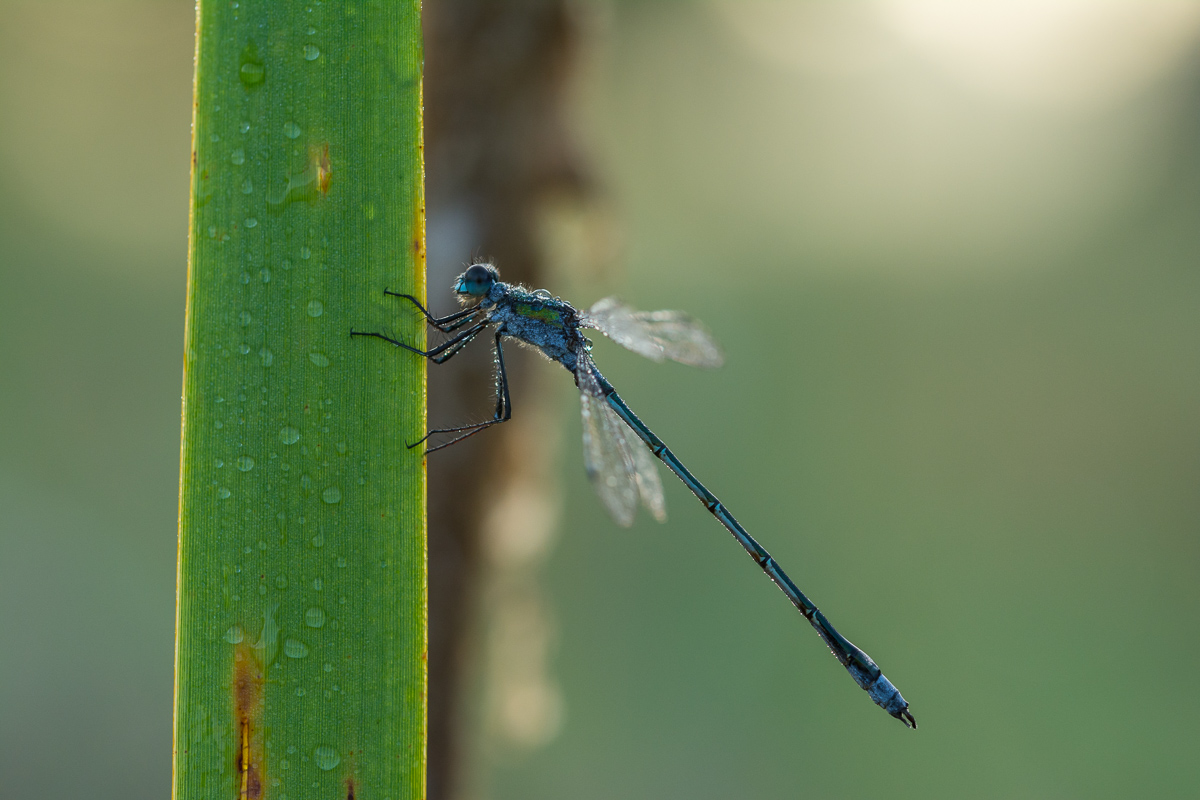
[239,62,265,85]
[254,603,280,665]
[314,745,340,771]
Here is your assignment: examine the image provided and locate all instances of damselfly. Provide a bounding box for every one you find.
[352,263,916,728]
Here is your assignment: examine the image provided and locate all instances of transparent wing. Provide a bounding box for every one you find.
[578,360,666,526]
[579,373,638,527]
[583,296,724,368]
[631,433,666,522]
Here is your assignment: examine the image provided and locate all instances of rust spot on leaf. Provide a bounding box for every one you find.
[234,642,265,800]
[317,143,332,194]
[267,144,331,207]
[345,776,356,800]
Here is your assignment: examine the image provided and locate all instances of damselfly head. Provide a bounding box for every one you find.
[454,263,499,298]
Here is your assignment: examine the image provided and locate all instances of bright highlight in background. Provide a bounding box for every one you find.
[881,0,1200,107]
[596,1,1200,280]
[717,0,1200,109]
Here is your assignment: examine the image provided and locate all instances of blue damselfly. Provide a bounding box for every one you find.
[352,263,916,728]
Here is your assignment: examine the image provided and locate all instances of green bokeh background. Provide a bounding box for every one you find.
[3,2,1199,798]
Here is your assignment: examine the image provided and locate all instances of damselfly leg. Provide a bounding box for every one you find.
[351,293,512,452]
[412,332,512,453]
[349,317,489,364]
[383,289,481,332]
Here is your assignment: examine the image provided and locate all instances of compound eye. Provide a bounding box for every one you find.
[455,263,499,297]
[464,264,493,285]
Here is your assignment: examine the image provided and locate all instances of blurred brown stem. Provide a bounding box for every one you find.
[424,2,591,798]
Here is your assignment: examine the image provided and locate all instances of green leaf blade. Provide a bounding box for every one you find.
[176,3,426,799]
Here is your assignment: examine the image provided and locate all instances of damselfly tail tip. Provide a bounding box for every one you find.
[897,707,917,729]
